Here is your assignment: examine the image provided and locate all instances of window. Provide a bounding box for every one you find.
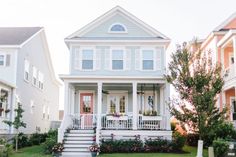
[82,49,93,70]
[142,50,154,70]
[24,59,30,81]
[47,106,50,120]
[112,50,124,70]
[0,89,8,117]
[43,105,46,119]
[0,55,5,66]
[108,94,127,114]
[30,100,35,114]
[32,66,37,86]
[109,23,127,33]
[38,71,44,90]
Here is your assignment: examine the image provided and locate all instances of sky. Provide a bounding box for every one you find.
[1,0,236,108]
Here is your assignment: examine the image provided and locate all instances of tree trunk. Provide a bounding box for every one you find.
[15,130,18,152]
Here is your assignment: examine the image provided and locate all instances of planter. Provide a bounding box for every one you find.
[53,152,61,157]
[141,115,162,121]
[106,115,128,121]
[91,152,97,157]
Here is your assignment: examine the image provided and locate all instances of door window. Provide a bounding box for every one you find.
[108,94,127,114]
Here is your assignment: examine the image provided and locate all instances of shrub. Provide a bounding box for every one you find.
[171,132,186,151]
[42,129,58,154]
[0,138,13,157]
[29,133,47,145]
[214,122,236,140]
[100,138,143,153]
[13,133,31,148]
[144,138,171,152]
[186,133,199,146]
[213,139,229,157]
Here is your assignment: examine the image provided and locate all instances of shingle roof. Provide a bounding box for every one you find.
[0,27,42,45]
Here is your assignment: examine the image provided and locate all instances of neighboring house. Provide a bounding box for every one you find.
[195,12,236,127]
[0,27,60,134]
[59,6,171,156]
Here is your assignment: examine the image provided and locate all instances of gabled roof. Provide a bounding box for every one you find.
[65,6,170,40]
[214,12,236,31]
[0,27,42,45]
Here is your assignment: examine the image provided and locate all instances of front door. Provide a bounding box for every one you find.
[80,93,93,129]
[108,93,127,114]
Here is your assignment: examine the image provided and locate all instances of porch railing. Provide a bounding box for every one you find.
[71,114,97,129]
[101,114,133,130]
[138,115,161,130]
[224,64,235,82]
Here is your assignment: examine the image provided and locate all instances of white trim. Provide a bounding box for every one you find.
[66,6,170,40]
[110,47,125,71]
[214,12,236,31]
[217,30,236,48]
[0,53,6,67]
[108,23,128,34]
[230,96,235,121]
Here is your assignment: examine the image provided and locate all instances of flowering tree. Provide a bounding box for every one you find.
[165,42,227,146]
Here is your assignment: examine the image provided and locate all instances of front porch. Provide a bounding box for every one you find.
[58,78,171,143]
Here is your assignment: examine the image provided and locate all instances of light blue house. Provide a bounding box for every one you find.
[59,6,171,156]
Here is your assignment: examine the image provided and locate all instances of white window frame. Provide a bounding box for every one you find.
[0,88,9,118]
[24,59,30,82]
[108,23,128,34]
[110,48,126,71]
[141,48,155,71]
[38,71,44,90]
[107,91,128,114]
[81,48,95,71]
[0,53,6,67]
[43,105,46,119]
[32,66,38,87]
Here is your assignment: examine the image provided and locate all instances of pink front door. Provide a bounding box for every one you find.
[80,93,93,128]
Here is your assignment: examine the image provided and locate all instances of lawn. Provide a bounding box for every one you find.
[11,145,208,157]
[11,145,51,157]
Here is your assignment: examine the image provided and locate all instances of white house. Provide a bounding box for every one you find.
[59,6,171,156]
[0,27,60,134]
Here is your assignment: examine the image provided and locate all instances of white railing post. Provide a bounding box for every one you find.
[132,82,138,130]
[96,82,102,144]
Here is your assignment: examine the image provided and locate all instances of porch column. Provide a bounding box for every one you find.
[64,81,69,116]
[10,88,16,134]
[165,84,171,130]
[132,82,138,130]
[96,82,102,144]
[233,36,236,70]
[159,86,164,129]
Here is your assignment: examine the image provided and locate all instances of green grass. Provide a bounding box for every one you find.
[10,145,208,157]
[11,145,51,157]
[99,145,208,157]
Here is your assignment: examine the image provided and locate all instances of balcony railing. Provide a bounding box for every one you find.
[224,64,236,82]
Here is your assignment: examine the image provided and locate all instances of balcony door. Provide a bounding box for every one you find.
[80,93,93,129]
[108,93,128,114]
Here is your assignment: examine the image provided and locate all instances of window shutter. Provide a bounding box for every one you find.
[125,49,131,70]
[95,48,101,70]
[135,49,141,70]
[74,48,81,70]
[155,47,162,70]
[6,55,10,66]
[104,48,111,70]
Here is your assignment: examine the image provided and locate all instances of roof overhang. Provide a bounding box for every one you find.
[217,29,236,48]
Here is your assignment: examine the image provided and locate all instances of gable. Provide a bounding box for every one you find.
[223,17,236,30]
[82,13,159,38]
[66,6,169,40]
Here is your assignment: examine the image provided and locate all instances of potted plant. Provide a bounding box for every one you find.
[89,143,100,157]
[52,143,64,157]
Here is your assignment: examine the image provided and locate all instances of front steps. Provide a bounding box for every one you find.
[62,129,95,157]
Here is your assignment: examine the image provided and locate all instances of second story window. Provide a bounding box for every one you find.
[38,72,44,90]
[112,50,124,70]
[32,66,38,86]
[142,50,154,70]
[0,55,5,66]
[43,105,46,119]
[82,49,93,70]
[24,59,30,81]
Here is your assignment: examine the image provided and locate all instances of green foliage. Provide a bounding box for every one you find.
[42,130,58,154]
[144,138,172,152]
[29,133,47,145]
[186,133,199,146]
[213,139,229,157]
[13,133,31,149]
[100,138,143,153]
[214,122,236,140]
[171,132,186,151]
[165,43,227,145]
[0,138,13,157]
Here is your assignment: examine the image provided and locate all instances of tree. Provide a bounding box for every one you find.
[165,42,227,146]
[3,103,26,152]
